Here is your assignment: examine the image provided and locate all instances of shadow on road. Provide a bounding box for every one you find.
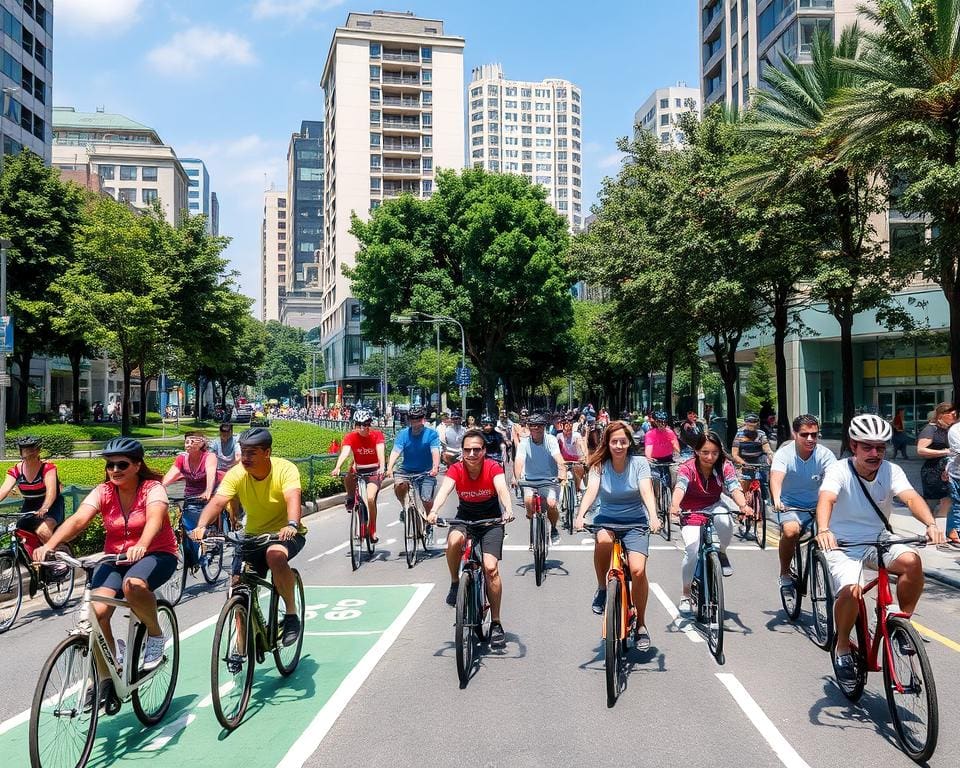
[808,678,901,753]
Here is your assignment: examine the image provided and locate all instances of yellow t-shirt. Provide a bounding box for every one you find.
[218,458,305,536]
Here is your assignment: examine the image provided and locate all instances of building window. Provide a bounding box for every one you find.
[799,18,833,54]
[423,135,432,149]
[660,114,670,126]
[370,109,380,125]
[370,132,381,147]
[142,166,158,181]
[99,165,115,180]
[370,87,381,102]
[370,65,380,80]
[142,189,158,204]
[118,188,137,203]
[370,42,381,57]
[660,98,669,108]
[423,158,433,171]
[422,113,432,127]
[120,165,137,180]
[188,190,200,199]
[421,46,432,61]
[421,70,432,84]
[423,180,433,193]
[370,154,381,170]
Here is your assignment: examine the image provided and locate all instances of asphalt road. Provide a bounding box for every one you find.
[2,486,960,768]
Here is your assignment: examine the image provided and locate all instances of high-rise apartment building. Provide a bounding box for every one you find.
[180,158,219,235]
[319,11,464,400]
[0,0,52,163]
[260,188,287,323]
[285,121,324,291]
[634,82,700,148]
[468,63,583,230]
[700,0,858,111]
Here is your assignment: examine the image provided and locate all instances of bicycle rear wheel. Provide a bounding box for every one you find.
[0,554,23,633]
[884,616,938,763]
[201,539,224,584]
[832,612,867,702]
[29,634,98,768]
[604,578,624,707]
[211,595,255,731]
[658,481,671,541]
[402,496,418,568]
[781,543,802,622]
[705,551,725,663]
[349,503,363,571]
[131,601,180,725]
[754,490,767,550]
[158,535,186,606]
[809,549,834,650]
[270,569,305,676]
[533,514,546,587]
[455,572,475,686]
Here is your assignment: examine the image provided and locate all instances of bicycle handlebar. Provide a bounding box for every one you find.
[835,535,928,549]
[435,517,504,528]
[393,472,433,481]
[49,551,129,571]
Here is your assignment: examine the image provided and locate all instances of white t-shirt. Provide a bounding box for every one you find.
[947,422,960,480]
[820,459,913,542]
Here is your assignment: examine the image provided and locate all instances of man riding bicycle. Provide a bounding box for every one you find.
[440,410,466,467]
[385,404,440,531]
[815,414,944,682]
[514,412,568,546]
[557,415,587,491]
[332,410,386,542]
[480,415,506,464]
[194,427,305,647]
[732,413,775,507]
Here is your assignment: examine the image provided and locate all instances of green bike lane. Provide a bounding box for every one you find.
[1,583,433,768]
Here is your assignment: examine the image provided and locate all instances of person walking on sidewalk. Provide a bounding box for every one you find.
[945,421,960,548]
[916,402,958,529]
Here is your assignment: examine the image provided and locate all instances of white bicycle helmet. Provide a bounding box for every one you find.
[848,414,892,443]
[353,409,372,424]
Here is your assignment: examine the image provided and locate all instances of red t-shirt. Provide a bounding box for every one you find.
[343,429,385,470]
[446,459,504,520]
[80,480,178,556]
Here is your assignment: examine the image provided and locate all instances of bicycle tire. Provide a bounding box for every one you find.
[781,543,802,622]
[658,482,671,541]
[270,569,305,676]
[159,535,186,606]
[533,514,546,587]
[131,600,180,726]
[201,539,224,584]
[0,554,23,633]
[883,616,938,762]
[455,572,475,686]
[810,549,834,650]
[475,570,491,642]
[211,594,255,731]
[349,503,363,571]
[832,610,867,702]
[705,551,725,663]
[604,578,623,707]
[29,634,98,768]
[755,492,767,550]
[402,496,418,568]
[363,502,375,555]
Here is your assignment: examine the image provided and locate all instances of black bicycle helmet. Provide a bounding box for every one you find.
[238,427,273,448]
[449,410,462,420]
[101,437,144,460]
[408,405,426,418]
[653,410,668,422]
[527,412,549,426]
[481,414,495,425]
[15,435,41,449]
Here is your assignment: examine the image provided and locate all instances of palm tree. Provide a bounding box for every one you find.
[831,0,960,398]
[735,25,891,445]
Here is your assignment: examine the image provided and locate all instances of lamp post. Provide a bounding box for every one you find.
[391,312,467,418]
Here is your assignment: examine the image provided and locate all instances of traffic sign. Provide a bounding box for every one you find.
[455,364,471,386]
[0,316,11,354]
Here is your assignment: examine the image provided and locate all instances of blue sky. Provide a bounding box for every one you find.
[54,1,699,310]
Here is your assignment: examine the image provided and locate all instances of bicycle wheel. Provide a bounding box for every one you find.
[475,571,491,642]
[201,539,224,584]
[29,634,98,768]
[658,482,671,541]
[754,491,767,550]
[402,496,418,569]
[363,503,375,556]
[0,554,23,633]
[455,572,475,686]
[41,558,76,612]
[211,594,255,731]
[533,514,546,587]
[131,600,180,726]
[831,611,867,702]
[809,549,834,650]
[705,551,725,663]
[158,537,186,606]
[884,616,938,763]
[349,503,363,571]
[604,578,623,707]
[780,543,802,622]
[270,569,305,676]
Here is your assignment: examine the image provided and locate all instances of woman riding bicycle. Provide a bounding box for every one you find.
[575,421,662,651]
[162,431,218,568]
[34,437,178,701]
[669,431,752,615]
[644,410,680,490]
[0,436,65,547]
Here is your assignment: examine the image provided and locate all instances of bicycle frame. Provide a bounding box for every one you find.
[603,537,630,642]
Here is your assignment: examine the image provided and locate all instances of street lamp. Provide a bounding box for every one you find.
[391,311,467,418]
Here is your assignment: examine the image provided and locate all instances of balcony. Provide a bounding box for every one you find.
[382,96,421,110]
[382,74,420,87]
[383,50,420,63]
[382,162,422,176]
[382,117,421,132]
[382,139,421,155]
[383,182,421,198]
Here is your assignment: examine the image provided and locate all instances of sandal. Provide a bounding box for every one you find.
[635,626,651,652]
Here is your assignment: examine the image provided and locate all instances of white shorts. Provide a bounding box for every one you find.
[522,484,559,505]
[823,544,916,592]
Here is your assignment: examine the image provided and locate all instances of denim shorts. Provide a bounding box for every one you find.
[591,518,650,557]
[399,474,436,503]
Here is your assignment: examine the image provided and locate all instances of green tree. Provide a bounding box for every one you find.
[261,321,306,402]
[361,347,421,398]
[206,310,266,408]
[743,346,776,415]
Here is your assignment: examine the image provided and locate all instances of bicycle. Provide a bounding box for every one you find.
[684,508,735,665]
[209,532,306,731]
[340,471,377,571]
[0,513,76,633]
[395,472,434,568]
[778,506,833,649]
[435,516,503,687]
[737,463,769,550]
[519,480,557,586]
[829,536,938,763]
[158,497,227,605]
[582,523,646,707]
[559,462,581,536]
[649,461,676,542]
[28,551,180,768]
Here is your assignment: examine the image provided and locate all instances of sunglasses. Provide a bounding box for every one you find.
[797,431,819,439]
[105,460,131,471]
[462,447,484,455]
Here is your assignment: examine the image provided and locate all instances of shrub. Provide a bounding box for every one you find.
[269,421,344,458]
[147,411,162,424]
[41,434,74,458]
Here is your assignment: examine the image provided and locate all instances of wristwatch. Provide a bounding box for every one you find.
[287,521,299,530]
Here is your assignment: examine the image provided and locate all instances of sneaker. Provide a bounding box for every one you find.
[489,622,506,649]
[591,588,606,614]
[141,635,166,671]
[425,525,435,547]
[528,540,534,552]
[281,614,301,647]
[835,652,858,683]
[718,552,733,577]
[83,679,115,714]
[399,508,405,523]
[445,582,459,607]
[893,630,916,657]
[635,626,651,652]
[345,499,355,514]
[550,527,561,546]
[226,652,244,675]
[678,597,693,616]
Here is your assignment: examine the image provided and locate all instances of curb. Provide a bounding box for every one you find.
[923,567,960,591]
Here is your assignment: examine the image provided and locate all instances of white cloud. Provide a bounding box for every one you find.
[57,0,143,35]
[147,27,256,76]
[251,0,346,19]
[598,152,626,169]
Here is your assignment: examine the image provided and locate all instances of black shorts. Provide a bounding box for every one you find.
[18,497,65,531]
[231,534,306,577]
[921,460,950,500]
[449,522,505,560]
[91,553,179,596]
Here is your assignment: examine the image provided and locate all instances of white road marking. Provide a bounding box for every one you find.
[386,520,402,528]
[143,712,196,751]
[275,583,434,768]
[384,538,397,546]
[308,541,349,562]
[197,681,234,708]
[649,582,704,643]
[303,630,385,637]
[716,673,811,768]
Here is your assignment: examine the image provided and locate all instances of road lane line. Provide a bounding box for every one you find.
[911,620,960,653]
[143,712,196,751]
[649,582,704,643]
[715,673,811,768]
[308,541,349,562]
[386,520,402,527]
[385,538,397,545]
[197,681,234,708]
[275,583,434,768]
[303,630,385,637]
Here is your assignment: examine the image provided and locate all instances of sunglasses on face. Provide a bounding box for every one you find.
[105,460,131,471]
[797,431,819,440]
[462,447,484,455]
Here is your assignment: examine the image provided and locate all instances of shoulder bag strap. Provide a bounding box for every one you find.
[846,458,893,533]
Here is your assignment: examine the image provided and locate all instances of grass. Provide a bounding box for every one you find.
[7,421,222,444]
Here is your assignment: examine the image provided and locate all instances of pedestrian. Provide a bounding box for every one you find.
[916,402,958,526]
[945,421,960,548]
[891,408,909,459]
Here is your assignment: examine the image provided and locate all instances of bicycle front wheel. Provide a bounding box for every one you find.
[604,578,623,707]
[402,497,418,568]
[349,504,363,571]
[0,554,23,633]
[884,616,938,763]
[658,483,671,541]
[533,514,546,587]
[809,549,834,650]
[270,569,305,676]
[158,538,186,606]
[705,551,725,663]
[754,491,767,550]
[201,540,224,584]
[455,572,475,686]
[29,634,98,768]
[131,600,180,725]
[780,543,802,622]
[211,595,255,731]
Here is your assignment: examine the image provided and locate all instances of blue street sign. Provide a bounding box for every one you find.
[0,316,11,354]
[455,364,471,386]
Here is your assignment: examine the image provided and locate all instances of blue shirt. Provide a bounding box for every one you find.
[393,426,441,473]
[594,455,652,524]
[519,433,560,482]
[770,442,836,510]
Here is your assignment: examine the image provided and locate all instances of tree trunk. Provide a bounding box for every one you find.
[948,284,960,401]
[690,357,700,420]
[138,373,149,427]
[13,348,32,425]
[121,364,132,435]
[69,349,83,424]
[710,331,741,447]
[838,302,855,455]
[664,350,675,419]
[772,299,790,443]
[194,375,202,423]
[483,369,498,416]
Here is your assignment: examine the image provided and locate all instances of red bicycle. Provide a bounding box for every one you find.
[737,463,768,550]
[830,536,938,763]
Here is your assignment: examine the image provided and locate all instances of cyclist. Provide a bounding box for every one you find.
[816,414,944,682]
[678,410,703,458]
[732,414,775,507]
[440,410,466,466]
[514,412,568,546]
[496,409,515,462]
[480,415,506,464]
[669,431,752,613]
[210,422,242,528]
[161,431,218,570]
[512,408,531,448]
[644,410,680,492]
[426,429,514,649]
[194,427,306,647]
[0,436,64,546]
[332,410,386,542]
[575,421,662,650]
[385,404,440,529]
[769,414,836,599]
[34,438,177,695]
[557,415,587,491]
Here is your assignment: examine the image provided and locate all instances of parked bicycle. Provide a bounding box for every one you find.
[778,506,833,649]
[686,508,735,665]
[737,463,769,550]
[519,480,557,586]
[395,472,434,568]
[28,551,179,768]
[210,532,305,731]
[0,512,76,633]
